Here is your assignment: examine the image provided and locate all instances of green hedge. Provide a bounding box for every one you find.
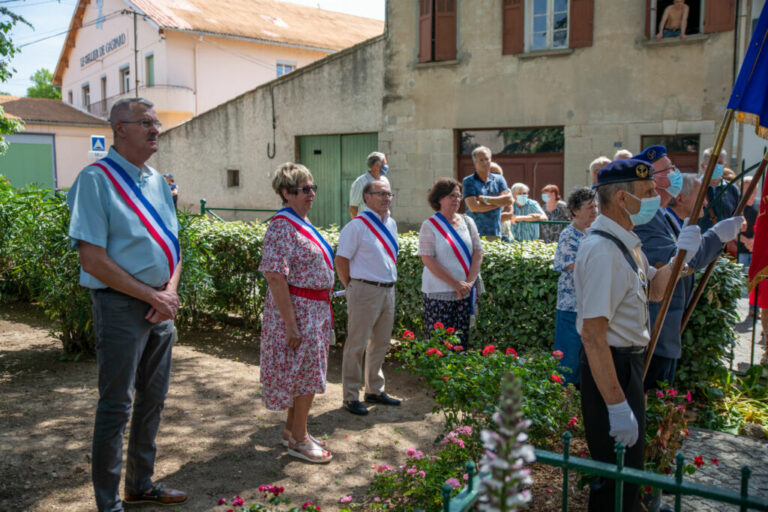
[0,178,743,391]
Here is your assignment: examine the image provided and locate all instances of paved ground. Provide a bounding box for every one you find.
[732,296,767,372]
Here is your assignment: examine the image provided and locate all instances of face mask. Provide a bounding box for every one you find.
[516,194,528,207]
[711,163,724,180]
[624,192,661,226]
[665,168,683,197]
[380,164,389,175]
[541,193,550,203]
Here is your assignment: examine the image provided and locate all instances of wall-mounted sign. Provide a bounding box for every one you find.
[80,33,127,67]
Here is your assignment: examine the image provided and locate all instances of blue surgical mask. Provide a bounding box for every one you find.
[516,194,528,207]
[541,193,550,203]
[625,192,661,226]
[380,164,389,175]
[711,163,724,180]
[665,167,683,197]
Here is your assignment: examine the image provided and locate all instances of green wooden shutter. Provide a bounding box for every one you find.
[0,133,55,189]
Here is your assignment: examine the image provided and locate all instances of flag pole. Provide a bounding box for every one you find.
[643,109,735,379]
[680,151,768,332]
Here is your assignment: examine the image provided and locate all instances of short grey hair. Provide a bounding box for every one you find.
[109,97,154,136]
[597,181,634,210]
[667,173,699,207]
[367,152,386,169]
[590,156,612,173]
[471,146,491,162]
[702,147,727,162]
[510,182,529,195]
[613,149,633,161]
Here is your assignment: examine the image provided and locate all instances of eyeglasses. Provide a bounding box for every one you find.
[120,119,162,130]
[652,166,678,175]
[448,193,462,199]
[369,191,394,199]
[292,184,318,194]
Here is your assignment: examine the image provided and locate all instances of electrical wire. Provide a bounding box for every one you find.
[17,9,123,48]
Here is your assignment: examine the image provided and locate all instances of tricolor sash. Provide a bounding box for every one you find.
[428,212,477,310]
[94,157,180,280]
[355,210,398,264]
[272,207,334,271]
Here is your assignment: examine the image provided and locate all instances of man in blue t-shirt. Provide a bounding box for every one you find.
[462,146,513,238]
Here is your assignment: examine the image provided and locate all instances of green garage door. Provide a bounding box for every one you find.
[298,133,378,228]
[0,133,56,189]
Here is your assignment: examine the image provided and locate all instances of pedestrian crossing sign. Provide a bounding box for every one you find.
[89,135,107,159]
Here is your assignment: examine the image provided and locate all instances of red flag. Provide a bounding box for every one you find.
[749,171,768,291]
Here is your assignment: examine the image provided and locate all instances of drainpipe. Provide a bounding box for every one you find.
[134,10,139,97]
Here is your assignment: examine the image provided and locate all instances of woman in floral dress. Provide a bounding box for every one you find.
[259,162,334,463]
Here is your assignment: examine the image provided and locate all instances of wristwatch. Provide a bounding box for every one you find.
[481,195,489,205]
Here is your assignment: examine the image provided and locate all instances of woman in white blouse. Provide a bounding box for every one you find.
[418,178,483,348]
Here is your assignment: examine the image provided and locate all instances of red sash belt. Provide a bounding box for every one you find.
[288,285,333,324]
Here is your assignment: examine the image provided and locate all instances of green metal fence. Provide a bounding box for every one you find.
[444,432,768,511]
[199,198,277,221]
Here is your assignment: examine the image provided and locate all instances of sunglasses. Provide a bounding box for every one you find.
[292,184,318,194]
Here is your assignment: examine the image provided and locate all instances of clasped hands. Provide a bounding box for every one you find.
[453,280,473,299]
[146,287,180,323]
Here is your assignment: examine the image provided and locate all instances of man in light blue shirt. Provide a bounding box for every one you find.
[67,98,186,511]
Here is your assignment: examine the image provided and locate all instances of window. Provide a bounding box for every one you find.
[276,62,295,77]
[227,169,240,187]
[529,0,568,51]
[145,54,154,87]
[646,0,735,39]
[119,66,130,94]
[67,90,73,104]
[502,0,592,55]
[82,84,90,108]
[100,76,107,111]
[418,0,457,62]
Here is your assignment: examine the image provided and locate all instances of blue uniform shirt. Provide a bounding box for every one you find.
[462,172,509,237]
[67,146,179,289]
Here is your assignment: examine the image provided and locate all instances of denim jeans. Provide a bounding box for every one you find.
[554,309,582,385]
[663,28,681,38]
[90,289,175,512]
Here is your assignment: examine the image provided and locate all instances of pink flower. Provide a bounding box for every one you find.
[656,390,664,399]
[552,350,564,360]
[406,448,424,459]
[434,322,445,329]
[666,388,677,397]
[445,477,461,489]
[568,415,578,427]
[505,347,518,358]
[302,501,313,510]
[340,496,353,504]
[377,464,393,472]
[373,497,381,502]
[463,473,469,481]
[406,467,417,475]
[551,374,562,384]
[418,470,426,478]
[218,497,227,505]
[232,496,244,506]
[482,344,495,356]
[446,327,455,334]
[403,330,415,340]
[685,390,692,403]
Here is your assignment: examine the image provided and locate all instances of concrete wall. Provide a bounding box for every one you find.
[152,36,385,219]
[22,122,113,188]
[382,0,736,225]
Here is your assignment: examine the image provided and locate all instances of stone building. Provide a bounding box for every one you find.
[155,0,763,229]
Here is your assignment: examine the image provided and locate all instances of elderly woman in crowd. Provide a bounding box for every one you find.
[259,162,334,464]
[540,184,570,243]
[419,178,483,348]
[552,186,598,385]
[590,156,611,186]
[503,182,546,241]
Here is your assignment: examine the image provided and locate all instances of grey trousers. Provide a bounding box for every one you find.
[90,289,175,512]
[342,279,395,402]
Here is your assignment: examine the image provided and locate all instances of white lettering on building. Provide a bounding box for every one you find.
[80,33,127,67]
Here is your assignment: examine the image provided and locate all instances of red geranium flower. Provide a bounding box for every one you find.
[434,322,445,329]
[663,466,671,475]
[505,347,518,358]
[453,345,463,352]
[568,415,578,427]
[426,348,444,357]
[552,350,564,360]
[482,344,495,356]
[403,330,415,340]
[446,327,455,334]
[710,458,719,466]
[442,376,450,381]
[442,339,453,349]
[693,456,705,468]
[644,486,652,494]
[551,374,563,384]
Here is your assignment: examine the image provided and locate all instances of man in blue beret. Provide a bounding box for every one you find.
[632,146,743,391]
[574,158,701,512]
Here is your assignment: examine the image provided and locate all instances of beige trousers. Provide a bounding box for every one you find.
[342,279,395,402]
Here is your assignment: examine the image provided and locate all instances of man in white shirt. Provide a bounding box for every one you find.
[574,159,701,512]
[336,180,400,415]
[348,152,390,218]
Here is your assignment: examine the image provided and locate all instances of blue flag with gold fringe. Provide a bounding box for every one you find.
[727,2,768,139]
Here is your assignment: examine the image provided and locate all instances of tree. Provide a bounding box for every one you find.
[26,68,61,99]
[0,7,31,154]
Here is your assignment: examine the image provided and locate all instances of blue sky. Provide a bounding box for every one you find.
[3,0,386,97]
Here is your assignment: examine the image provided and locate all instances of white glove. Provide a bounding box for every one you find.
[607,400,639,448]
[712,216,745,243]
[675,221,702,265]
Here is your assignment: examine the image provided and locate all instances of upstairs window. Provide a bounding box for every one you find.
[503,0,592,55]
[119,66,130,94]
[418,0,457,62]
[82,84,90,108]
[145,54,155,87]
[67,90,73,104]
[646,0,735,39]
[276,62,295,77]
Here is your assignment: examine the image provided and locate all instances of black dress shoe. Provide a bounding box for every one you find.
[124,483,187,505]
[364,392,401,406]
[343,400,369,415]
